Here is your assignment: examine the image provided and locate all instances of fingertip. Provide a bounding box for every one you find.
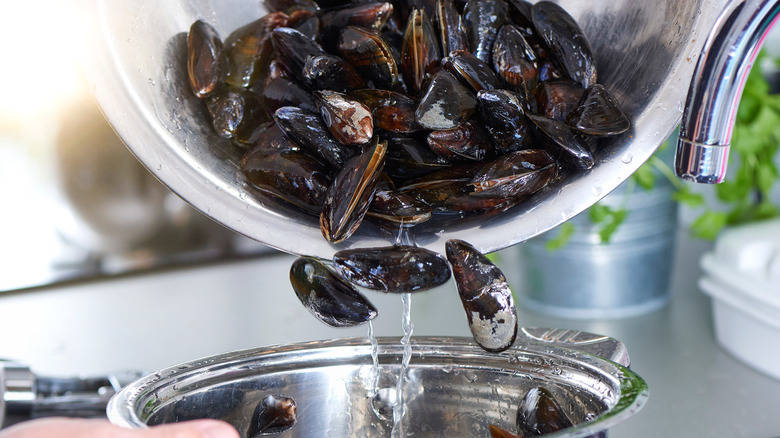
[184,419,240,438]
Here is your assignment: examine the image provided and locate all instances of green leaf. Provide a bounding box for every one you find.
[691,211,729,240]
[716,161,754,203]
[672,187,705,207]
[632,163,656,191]
[756,160,778,195]
[597,208,628,244]
[545,222,576,251]
[588,203,611,223]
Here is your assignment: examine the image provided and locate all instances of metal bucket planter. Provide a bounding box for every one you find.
[512,175,678,319]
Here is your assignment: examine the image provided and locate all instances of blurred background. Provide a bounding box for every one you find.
[0,1,271,292]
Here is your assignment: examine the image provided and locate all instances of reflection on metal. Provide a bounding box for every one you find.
[676,0,780,183]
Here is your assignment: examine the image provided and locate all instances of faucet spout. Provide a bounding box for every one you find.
[675,0,780,183]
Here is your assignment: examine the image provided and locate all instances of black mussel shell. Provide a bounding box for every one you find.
[187,20,226,98]
[443,50,502,93]
[224,13,289,88]
[320,138,388,243]
[351,89,422,133]
[445,239,517,353]
[493,24,537,95]
[241,138,331,214]
[399,174,512,212]
[290,257,378,327]
[321,2,395,46]
[534,79,585,121]
[463,0,507,63]
[532,1,597,89]
[206,88,271,140]
[291,12,320,40]
[367,189,433,226]
[383,134,452,181]
[427,120,494,161]
[401,8,442,94]
[516,387,574,436]
[338,26,401,90]
[566,84,630,136]
[271,27,327,79]
[261,75,318,114]
[302,54,367,92]
[333,245,451,292]
[468,149,558,200]
[273,106,356,168]
[527,113,594,170]
[248,394,297,437]
[477,89,533,154]
[416,70,477,130]
[435,0,468,56]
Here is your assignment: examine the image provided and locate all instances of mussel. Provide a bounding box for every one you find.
[290,257,378,327]
[248,394,297,437]
[333,245,451,292]
[531,1,597,89]
[320,138,388,243]
[446,239,517,353]
[314,90,374,145]
[187,20,226,98]
[416,70,477,130]
[516,386,574,436]
[224,13,289,88]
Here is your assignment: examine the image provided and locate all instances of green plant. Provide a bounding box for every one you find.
[545,50,780,250]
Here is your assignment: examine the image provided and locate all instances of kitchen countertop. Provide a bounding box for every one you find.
[2,230,780,437]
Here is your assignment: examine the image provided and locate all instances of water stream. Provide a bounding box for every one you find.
[391,292,414,438]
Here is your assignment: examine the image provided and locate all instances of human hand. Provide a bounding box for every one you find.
[0,417,239,438]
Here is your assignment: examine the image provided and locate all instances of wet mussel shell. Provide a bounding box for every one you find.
[320,139,388,243]
[445,239,518,353]
[566,83,631,136]
[273,106,356,168]
[333,245,451,292]
[338,26,401,90]
[248,394,298,437]
[468,149,558,200]
[434,0,469,56]
[488,424,523,438]
[477,89,534,155]
[400,7,442,94]
[531,1,597,89]
[313,90,374,145]
[416,69,477,130]
[271,27,327,80]
[527,113,595,170]
[516,386,574,436]
[241,135,331,214]
[187,20,226,98]
[224,13,289,88]
[289,257,378,327]
[462,0,508,63]
[302,54,367,92]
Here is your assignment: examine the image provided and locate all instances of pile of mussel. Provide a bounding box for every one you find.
[186,4,626,434]
[186,0,629,246]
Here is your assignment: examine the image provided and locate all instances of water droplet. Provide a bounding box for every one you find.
[592,186,603,197]
[621,153,633,164]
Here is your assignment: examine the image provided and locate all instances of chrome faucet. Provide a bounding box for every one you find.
[676,0,780,183]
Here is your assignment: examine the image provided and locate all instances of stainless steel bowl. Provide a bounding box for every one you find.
[82,0,727,258]
[107,333,647,437]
